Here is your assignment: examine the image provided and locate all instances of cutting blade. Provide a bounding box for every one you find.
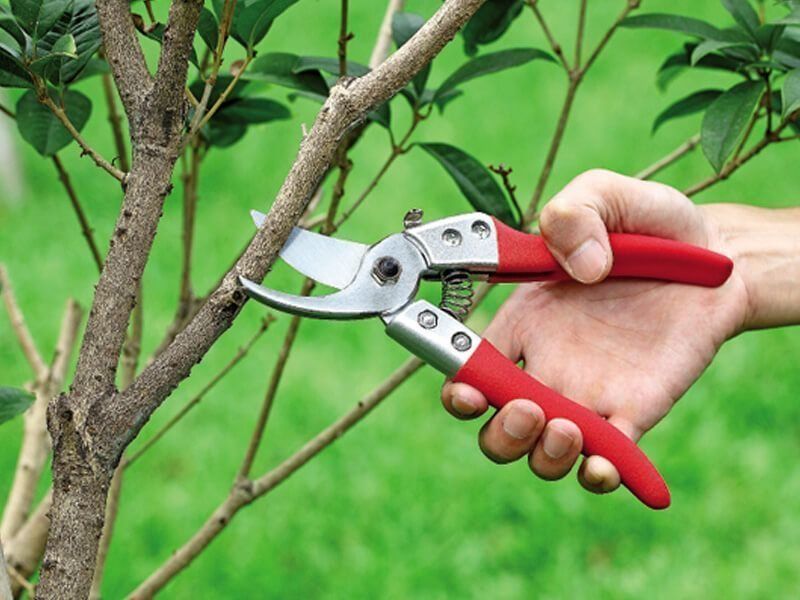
[250,210,368,289]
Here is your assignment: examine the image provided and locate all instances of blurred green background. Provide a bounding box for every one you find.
[1,0,799,598]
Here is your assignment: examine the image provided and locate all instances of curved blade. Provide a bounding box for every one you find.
[250,210,367,289]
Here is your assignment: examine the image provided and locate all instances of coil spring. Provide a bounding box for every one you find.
[439,270,474,322]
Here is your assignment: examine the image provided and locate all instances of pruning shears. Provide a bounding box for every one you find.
[240,209,733,509]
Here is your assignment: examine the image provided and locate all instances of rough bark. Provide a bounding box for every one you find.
[37,2,204,599]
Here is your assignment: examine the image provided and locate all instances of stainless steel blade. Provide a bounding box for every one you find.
[250,210,368,289]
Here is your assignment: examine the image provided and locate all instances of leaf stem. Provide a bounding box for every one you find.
[634,134,700,180]
[338,0,354,77]
[526,0,570,71]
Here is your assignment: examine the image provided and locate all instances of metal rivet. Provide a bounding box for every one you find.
[442,228,462,246]
[451,332,472,351]
[417,310,438,329]
[471,220,490,239]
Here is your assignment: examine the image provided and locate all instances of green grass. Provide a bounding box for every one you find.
[1,0,799,598]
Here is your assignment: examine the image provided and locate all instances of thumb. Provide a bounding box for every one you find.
[539,169,705,284]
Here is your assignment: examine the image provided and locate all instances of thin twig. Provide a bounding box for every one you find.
[489,164,522,224]
[338,0,354,77]
[575,0,587,68]
[52,155,105,271]
[635,134,700,180]
[100,64,130,173]
[0,102,14,118]
[4,491,51,596]
[126,316,275,468]
[526,0,570,71]
[0,265,46,377]
[238,155,351,480]
[129,358,423,598]
[580,0,640,77]
[334,114,422,229]
[369,0,405,68]
[179,142,203,314]
[193,54,253,135]
[186,0,239,139]
[40,95,126,182]
[1,299,81,542]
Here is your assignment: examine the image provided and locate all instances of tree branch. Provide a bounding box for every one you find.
[113,0,487,460]
[369,0,405,69]
[38,2,205,597]
[129,358,423,597]
[0,265,46,377]
[634,134,700,180]
[1,300,82,542]
[40,95,126,182]
[125,316,275,467]
[95,0,153,119]
[4,491,51,596]
[526,0,569,71]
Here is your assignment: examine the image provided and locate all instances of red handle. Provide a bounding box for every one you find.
[453,340,671,510]
[489,218,733,286]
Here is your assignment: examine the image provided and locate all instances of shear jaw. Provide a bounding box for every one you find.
[239,233,426,320]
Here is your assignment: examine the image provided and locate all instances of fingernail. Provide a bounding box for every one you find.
[543,426,573,459]
[567,238,607,283]
[502,404,538,440]
[452,393,479,417]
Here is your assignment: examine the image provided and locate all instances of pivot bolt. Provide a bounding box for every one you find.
[417,310,438,329]
[373,256,401,284]
[471,220,490,239]
[451,332,472,352]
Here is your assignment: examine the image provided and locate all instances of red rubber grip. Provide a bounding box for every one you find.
[489,218,733,286]
[453,340,671,510]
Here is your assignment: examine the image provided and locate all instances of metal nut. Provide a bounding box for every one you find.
[417,310,438,329]
[372,256,402,285]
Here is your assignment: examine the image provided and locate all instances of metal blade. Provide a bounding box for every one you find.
[250,210,367,289]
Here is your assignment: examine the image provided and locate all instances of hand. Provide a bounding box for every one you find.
[441,169,751,495]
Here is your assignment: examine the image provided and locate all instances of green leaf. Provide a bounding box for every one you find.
[417,142,518,226]
[28,32,76,77]
[16,88,92,156]
[656,43,742,90]
[435,47,554,101]
[461,0,524,56]
[36,0,102,85]
[0,386,33,426]
[246,52,329,96]
[205,122,248,148]
[392,12,429,97]
[234,0,300,50]
[215,97,290,124]
[782,68,800,117]
[0,9,26,49]
[775,6,800,25]
[622,13,746,42]
[368,101,391,129]
[197,7,219,52]
[721,0,760,38]
[0,47,31,87]
[652,89,723,133]
[10,0,70,38]
[776,32,800,69]
[690,39,756,65]
[701,80,764,172]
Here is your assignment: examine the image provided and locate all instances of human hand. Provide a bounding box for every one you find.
[441,169,750,495]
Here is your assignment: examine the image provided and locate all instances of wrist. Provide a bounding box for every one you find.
[703,203,800,331]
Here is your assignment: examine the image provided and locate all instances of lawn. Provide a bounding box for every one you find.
[1,0,799,598]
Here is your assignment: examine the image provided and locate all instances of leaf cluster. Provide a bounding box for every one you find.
[623,0,800,172]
